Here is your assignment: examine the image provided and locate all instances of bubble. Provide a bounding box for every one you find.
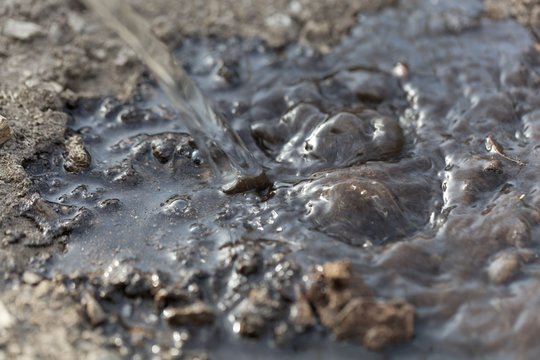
[160,195,191,217]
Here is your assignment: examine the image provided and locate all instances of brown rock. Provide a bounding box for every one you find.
[163,301,215,326]
[0,115,11,146]
[232,288,288,338]
[22,271,43,285]
[233,312,266,338]
[306,260,373,310]
[328,298,414,351]
[305,260,415,351]
[290,294,316,330]
[83,293,106,327]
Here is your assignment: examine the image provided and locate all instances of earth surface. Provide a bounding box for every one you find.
[1,0,540,359]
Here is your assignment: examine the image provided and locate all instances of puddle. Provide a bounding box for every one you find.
[24,0,540,357]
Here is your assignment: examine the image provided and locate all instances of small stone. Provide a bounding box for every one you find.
[90,48,107,61]
[3,19,43,41]
[235,252,260,276]
[163,301,215,326]
[83,293,107,326]
[67,12,86,33]
[290,295,316,330]
[331,298,415,351]
[0,301,15,330]
[0,115,11,146]
[97,198,122,212]
[154,286,192,307]
[321,260,353,281]
[33,280,53,298]
[64,135,91,173]
[22,271,43,285]
[114,48,136,67]
[264,13,297,47]
[487,252,520,284]
[233,314,266,338]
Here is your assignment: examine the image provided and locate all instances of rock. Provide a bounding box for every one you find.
[232,288,288,338]
[154,286,192,307]
[305,260,414,350]
[487,252,520,284]
[0,115,11,146]
[3,19,43,41]
[64,135,91,173]
[235,251,261,276]
[67,12,86,33]
[264,13,297,47]
[22,271,43,285]
[33,280,54,299]
[328,298,415,351]
[83,293,106,326]
[163,301,215,326]
[233,311,267,338]
[0,301,15,330]
[290,294,316,330]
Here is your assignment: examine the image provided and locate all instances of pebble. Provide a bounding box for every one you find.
[67,12,86,33]
[0,301,15,330]
[22,271,43,285]
[3,19,43,41]
[487,253,520,284]
[163,301,215,326]
[83,293,107,326]
[0,115,11,146]
[64,135,91,173]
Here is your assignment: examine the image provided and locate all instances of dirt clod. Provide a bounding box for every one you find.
[305,261,414,350]
[64,135,91,173]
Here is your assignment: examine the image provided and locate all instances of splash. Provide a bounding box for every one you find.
[81,0,268,193]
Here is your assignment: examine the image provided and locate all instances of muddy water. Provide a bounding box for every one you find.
[25,0,540,358]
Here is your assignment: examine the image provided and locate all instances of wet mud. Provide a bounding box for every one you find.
[4,0,540,358]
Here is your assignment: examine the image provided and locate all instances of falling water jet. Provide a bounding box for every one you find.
[81,0,269,194]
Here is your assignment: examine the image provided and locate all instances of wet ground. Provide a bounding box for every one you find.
[2,0,540,359]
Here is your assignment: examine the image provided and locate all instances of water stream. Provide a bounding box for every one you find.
[81,0,269,193]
